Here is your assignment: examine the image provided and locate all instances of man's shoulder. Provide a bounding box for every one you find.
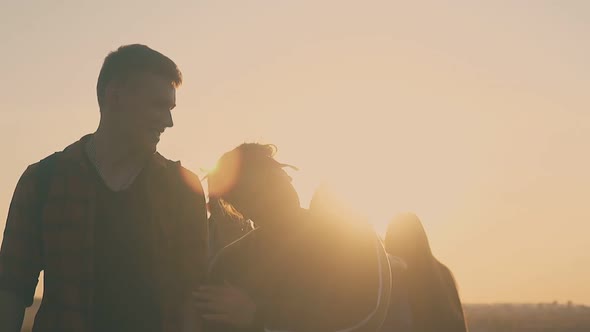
[152,152,174,169]
[21,147,70,183]
[13,148,71,203]
[25,136,90,171]
[154,153,205,196]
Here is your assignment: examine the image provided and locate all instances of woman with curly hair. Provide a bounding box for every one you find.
[196,143,391,332]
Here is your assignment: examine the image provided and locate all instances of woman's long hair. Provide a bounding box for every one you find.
[384,213,467,332]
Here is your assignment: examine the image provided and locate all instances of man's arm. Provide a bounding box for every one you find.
[0,165,43,332]
[0,290,26,332]
[176,165,209,331]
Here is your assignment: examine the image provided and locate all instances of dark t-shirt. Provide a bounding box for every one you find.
[89,162,163,332]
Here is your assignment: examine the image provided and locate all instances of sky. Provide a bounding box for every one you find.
[1,0,589,305]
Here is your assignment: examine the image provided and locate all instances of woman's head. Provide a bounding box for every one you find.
[384,212,433,263]
[207,143,300,226]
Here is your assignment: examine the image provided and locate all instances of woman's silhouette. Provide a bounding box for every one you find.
[383,213,467,332]
[197,143,391,331]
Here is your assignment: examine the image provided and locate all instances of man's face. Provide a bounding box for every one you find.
[113,72,176,153]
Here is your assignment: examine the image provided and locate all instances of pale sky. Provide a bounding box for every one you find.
[1,1,589,304]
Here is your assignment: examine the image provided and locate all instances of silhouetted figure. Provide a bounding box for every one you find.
[379,255,413,332]
[0,45,208,332]
[309,183,339,213]
[308,187,414,332]
[383,213,467,332]
[309,183,363,223]
[197,143,391,331]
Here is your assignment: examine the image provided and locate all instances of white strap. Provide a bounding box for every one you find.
[265,234,391,332]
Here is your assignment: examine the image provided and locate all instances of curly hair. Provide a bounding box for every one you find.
[207,143,296,219]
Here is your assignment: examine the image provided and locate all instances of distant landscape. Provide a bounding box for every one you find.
[21,299,590,332]
[463,302,590,332]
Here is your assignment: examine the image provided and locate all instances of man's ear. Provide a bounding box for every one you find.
[103,81,123,111]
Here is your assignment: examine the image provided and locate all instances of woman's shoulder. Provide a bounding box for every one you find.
[208,229,260,277]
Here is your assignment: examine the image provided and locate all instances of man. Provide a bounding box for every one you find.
[0,44,208,332]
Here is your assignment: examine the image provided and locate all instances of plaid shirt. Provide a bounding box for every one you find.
[0,136,208,332]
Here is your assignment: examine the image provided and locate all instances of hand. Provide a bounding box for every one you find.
[193,282,257,328]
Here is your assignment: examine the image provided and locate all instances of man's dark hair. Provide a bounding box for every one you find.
[96,44,183,108]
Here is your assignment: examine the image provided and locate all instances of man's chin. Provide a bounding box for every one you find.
[142,135,160,153]
[146,143,158,155]
[118,134,158,155]
[137,139,158,155]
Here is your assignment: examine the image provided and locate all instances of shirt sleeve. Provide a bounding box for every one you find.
[0,165,43,307]
[177,165,209,290]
